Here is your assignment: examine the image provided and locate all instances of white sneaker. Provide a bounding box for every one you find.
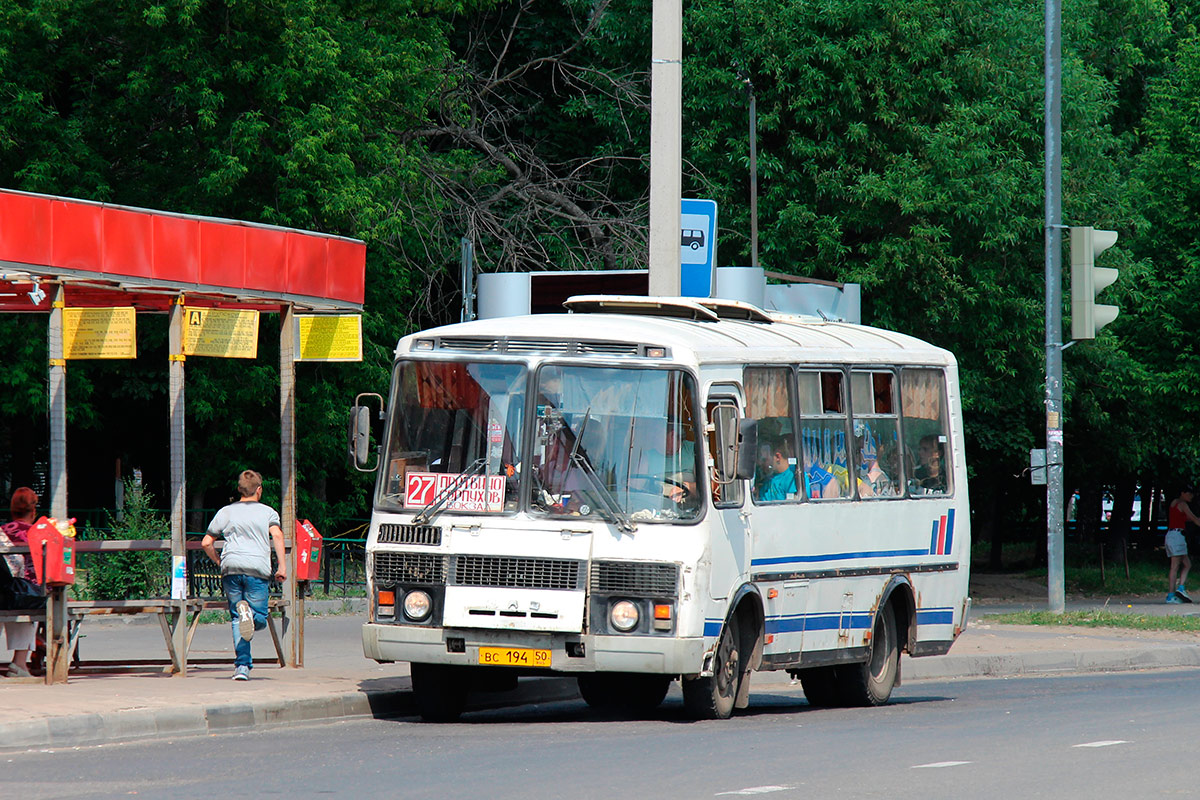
[237,600,255,641]
[232,665,250,681]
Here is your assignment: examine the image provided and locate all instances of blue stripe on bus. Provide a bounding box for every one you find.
[709,607,957,638]
[930,520,939,554]
[944,509,955,554]
[751,548,932,567]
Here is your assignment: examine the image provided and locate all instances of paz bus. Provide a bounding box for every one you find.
[352,295,970,721]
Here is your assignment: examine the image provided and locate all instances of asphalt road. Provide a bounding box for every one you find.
[7,670,1199,800]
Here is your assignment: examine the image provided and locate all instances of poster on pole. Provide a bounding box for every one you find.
[183,307,259,358]
[62,307,137,359]
[294,313,363,362]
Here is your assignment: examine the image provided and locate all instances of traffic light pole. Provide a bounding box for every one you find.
[1044,0,1066,614]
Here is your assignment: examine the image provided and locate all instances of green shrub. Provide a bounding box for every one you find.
[79,480,170,600]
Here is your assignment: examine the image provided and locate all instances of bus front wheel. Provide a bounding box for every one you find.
[682,614,741,720]
[838,603,899,706]
[411,663,470,722]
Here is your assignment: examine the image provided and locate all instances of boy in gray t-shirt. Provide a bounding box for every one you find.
[202,470,286,680]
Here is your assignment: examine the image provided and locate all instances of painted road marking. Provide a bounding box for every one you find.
[1073,740,1129,748]
[715,787,791,796]
[912,761,972,769]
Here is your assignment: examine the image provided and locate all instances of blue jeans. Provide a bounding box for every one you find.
[222,573,269,669]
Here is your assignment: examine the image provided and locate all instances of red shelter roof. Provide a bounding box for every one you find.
[0,189,365,312]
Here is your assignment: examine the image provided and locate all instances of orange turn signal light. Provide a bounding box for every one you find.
[378,590,396,605]
[653,604,672,620]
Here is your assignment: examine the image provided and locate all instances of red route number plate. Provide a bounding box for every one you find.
[478,646,551,667]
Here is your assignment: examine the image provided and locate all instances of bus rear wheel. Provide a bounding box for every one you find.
[796,666,840,708]
[410,663,470,722]
[837,603,899,707]
[682,614,741,720]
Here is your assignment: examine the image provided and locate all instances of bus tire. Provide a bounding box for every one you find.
[796,666,840,708]
[837,602,899,707]
[579,674,671,714]
[411,663,470,722]
[682,614,741,720]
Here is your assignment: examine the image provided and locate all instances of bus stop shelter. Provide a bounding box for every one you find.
[0,188,366,682]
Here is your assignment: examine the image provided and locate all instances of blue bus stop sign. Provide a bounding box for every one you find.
[680,198,718,297]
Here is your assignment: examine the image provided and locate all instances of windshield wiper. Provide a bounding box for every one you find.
[413,457,488,524]
[564,409,636,534]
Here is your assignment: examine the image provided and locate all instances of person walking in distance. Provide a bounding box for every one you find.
[202,470,286,679]
[1165,486,1199,604]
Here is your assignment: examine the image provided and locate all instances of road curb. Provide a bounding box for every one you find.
[0,677,582,753]
[902,646,1200,680]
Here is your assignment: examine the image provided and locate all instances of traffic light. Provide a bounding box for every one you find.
[1070,226,1120,340]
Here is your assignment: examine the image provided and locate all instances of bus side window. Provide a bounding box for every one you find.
[900,368,953,496]
[707,400,744,508]
[744,367,798,503]
[798,371,850,499]
[850,370,901,498]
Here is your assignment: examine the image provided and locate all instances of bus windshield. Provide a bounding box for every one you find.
[378,360,525,514]
[529,365,701,523]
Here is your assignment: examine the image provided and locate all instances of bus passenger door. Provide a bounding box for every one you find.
[706,395,749,600]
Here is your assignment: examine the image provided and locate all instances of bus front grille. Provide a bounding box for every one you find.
[453,556,583,590]
[591,561,679,597]
[374,552,447,585]
[377,523,442,546]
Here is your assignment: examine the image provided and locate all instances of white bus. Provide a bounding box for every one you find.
[353,295,970,721]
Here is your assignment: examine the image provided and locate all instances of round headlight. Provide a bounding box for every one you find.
[403,590,432,621]
[610,600,640,632]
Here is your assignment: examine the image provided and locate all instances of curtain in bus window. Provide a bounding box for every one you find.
[901,368,952,496]
[797,371,850,499]
[745,367,798,503]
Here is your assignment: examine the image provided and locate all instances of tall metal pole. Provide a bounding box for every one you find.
[1044,0,1066,613]
[168,297,188,674]
[647,0,682,296]
[748,81,759,269]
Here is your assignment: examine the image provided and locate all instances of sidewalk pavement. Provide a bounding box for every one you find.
[2,596,1199,752]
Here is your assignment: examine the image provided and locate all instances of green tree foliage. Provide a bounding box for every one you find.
[79,480,170,601]
[0,0,1196,543]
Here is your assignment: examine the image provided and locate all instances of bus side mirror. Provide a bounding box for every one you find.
[735,419,758,480]
[348,393,384,472]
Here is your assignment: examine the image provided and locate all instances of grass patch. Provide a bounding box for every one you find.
[984,609,1200,632]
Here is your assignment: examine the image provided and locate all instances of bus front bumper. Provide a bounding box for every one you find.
[362,622,707,675]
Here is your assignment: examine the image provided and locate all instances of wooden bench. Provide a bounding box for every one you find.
[0,597,290,680]
[2,538,303,682]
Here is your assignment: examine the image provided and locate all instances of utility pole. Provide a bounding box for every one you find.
[746,75,758,269]
[647,0,682,296]
[1044,0,1066,613]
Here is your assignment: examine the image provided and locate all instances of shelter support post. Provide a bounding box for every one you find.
[168,298,188,674]
[46,285,69,683]
[280,303,300,667]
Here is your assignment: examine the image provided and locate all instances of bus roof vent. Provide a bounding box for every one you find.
[695,299,774,323]
[564,295,721,322]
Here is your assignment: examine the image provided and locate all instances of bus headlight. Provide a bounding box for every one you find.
[403,590,432,621]
[610,600,640,632]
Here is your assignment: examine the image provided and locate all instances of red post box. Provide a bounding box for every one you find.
[294,519,323,581]
[27,516,77,586]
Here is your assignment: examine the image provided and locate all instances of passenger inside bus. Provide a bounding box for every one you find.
[913,434,947,493]
[855,426,895,498]
[759,439,798,501]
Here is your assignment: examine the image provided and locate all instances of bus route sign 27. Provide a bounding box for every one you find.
[404,472,505,513]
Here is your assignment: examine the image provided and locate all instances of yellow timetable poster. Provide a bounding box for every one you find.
[183,307,259,358]
[62,308,137,359]
[295,314,362,362]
